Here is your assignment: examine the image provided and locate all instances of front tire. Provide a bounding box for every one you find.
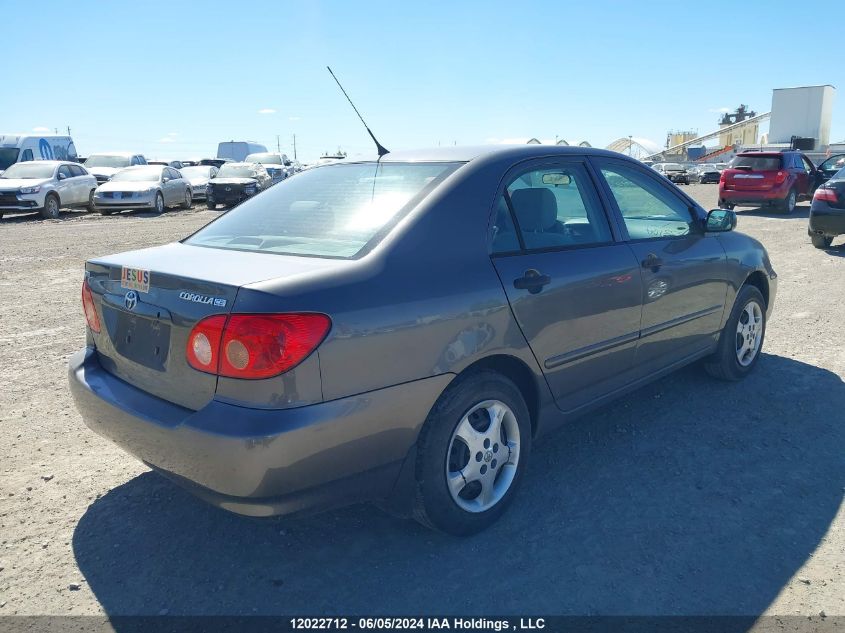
[413,370,531,536]
[86,190,96,213]
[41,193,60,219]
[154,192,165,214]
[704,285,766,381]
[181,189,192,209]
[207,201,216,210]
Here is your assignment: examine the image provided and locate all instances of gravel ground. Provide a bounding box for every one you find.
[0,186,843,617]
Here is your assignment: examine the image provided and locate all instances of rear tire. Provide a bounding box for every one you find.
[41,194,60,219]
[811,234,833,249]
[412,370,531,536]
[86,190,96,213]
[704,285,766,381]
[181,189,192,209]
[780,188,797,214]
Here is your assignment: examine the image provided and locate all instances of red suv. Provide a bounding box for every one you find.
[719,150,821,213]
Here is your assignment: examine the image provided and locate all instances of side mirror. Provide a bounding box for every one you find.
[706,208,736,232]
[58,173,67,181]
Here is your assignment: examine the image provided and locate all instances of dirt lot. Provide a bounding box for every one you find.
[0,185,843,617]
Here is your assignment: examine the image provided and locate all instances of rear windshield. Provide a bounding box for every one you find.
[732,155,782,170]
[186,161,461,258]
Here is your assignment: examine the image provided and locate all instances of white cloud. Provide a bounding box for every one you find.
[288,116,301,121]
[32,126,50,132]
[157,137,175,143]
[708,107,731,113]
[258,108,276,114]
[167,132,178,137]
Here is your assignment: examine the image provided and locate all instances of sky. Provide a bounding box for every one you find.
[4,0,843,163]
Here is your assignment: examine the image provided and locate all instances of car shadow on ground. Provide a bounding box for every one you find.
[734,203,810,220]
[73,353,844,617]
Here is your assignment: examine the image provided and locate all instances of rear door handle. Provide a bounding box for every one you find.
[642,253,663,271]
[513,269,551,294]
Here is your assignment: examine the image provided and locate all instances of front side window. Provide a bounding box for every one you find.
[20,149,33,162]
[58,166,73,180]
[187,161,461,259]
[597,161,695,240]
[0,148,20,170]
[498,163,611,252]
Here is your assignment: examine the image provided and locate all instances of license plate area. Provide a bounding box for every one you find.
[104,306,171,371]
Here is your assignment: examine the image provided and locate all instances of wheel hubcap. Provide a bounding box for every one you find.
[735,300,763,367]
[446,399,520,513]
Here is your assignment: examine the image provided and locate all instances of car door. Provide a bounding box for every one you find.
[800,154,819,195]
[162,168,178,205]
[69,165,89,204]
[490,158,644,414]
[591,157,728,370]
[56,165,75,204]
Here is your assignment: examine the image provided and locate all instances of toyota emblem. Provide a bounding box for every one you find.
[124,290,138,311]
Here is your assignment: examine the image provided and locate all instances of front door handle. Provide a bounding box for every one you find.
[642,253,663,271]
[513,269,551,294]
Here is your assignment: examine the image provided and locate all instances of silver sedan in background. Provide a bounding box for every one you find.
[93,165,192,215]
[180,165,218,200]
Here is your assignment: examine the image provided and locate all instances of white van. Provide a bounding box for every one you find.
[0,135,78,175]
[217,141,267,163]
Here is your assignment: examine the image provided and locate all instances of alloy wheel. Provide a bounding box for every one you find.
[735,300,763,367]
[446,399,521,513]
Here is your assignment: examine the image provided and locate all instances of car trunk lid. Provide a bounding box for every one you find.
[85,242,344,410]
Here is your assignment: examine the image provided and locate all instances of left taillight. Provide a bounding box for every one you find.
[186,313,331,380]
[81,279,101,333]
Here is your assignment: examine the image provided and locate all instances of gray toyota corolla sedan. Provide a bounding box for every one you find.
[69,145,777,535]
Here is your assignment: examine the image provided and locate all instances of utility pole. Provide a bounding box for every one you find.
[292,134,297,160]
[276,135,281,153]
[67,126,72,137]
[54,128,58,134]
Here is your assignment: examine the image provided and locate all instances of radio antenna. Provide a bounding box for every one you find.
[327,66,389,157]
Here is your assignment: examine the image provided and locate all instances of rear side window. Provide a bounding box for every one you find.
[69,165,86,177]
[495,163,612,252]
[732,155,782,170]
[186,162,461,259]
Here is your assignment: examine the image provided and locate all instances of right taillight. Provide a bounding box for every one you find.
[813,187,838,203]
[719,172,726,183]
[186,313,331,379]
[774,170,787,184]
[81,279,101,333]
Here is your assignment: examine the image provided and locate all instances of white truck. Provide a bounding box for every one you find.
[0,134,79,175]
[217,141,267,163]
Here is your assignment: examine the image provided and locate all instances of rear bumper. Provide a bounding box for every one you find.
[68,347,452,517]
[719,183,789,205]
[809,204,845,237]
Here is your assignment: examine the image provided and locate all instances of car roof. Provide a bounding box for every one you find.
[88,152,138,157]
[370,144,624,164]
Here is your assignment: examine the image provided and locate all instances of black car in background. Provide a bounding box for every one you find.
[808,166,845,249]
[207,162,271,209]
[697,164,721,184]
